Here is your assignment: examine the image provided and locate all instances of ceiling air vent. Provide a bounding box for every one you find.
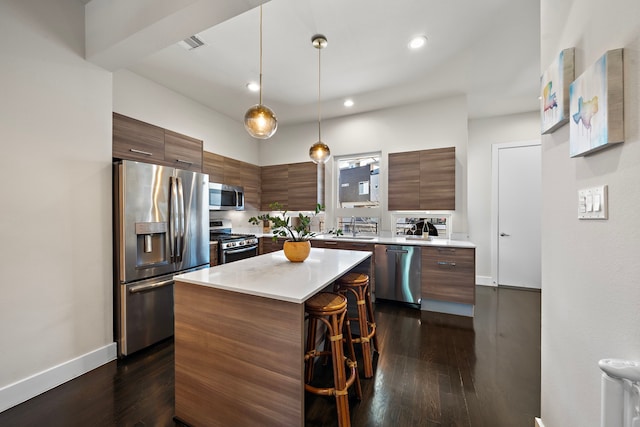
[179,35,205,50]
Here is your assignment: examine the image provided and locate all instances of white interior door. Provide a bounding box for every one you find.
[495,142,541,289]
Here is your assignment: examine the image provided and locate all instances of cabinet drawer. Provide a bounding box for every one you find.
[422,247,475,304]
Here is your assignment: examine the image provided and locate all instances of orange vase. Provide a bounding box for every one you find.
[283,240,311,262]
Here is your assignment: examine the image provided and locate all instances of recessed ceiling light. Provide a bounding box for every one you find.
[408,35,427,50]
[344,99,354,107]
[246,82,260,92]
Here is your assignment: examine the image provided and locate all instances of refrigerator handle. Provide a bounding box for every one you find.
[169,176,178,262]
[176,177,185,262]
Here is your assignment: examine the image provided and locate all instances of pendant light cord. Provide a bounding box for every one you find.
[317,42,322,141]
[259,5,263,106]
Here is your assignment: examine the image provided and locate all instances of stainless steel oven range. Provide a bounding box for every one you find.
[210,219,259,264]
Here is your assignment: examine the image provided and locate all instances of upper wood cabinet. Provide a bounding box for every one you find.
[222,157,243,187]
[388,147,455,211]
[420,147,455,210]
[261,161,319,211]
[202,150,261,210]
[261,165,288,210]
[241,163,262,211]
[388,151,420,210]
[164,129,203,172]
[202,151,224,183]
[112,113,203,172]
[287,162,318,212]
[113,113,165,163]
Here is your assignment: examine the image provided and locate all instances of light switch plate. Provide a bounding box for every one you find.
[578,185,608,219]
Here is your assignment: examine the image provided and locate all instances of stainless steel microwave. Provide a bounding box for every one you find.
[208,183,244,211]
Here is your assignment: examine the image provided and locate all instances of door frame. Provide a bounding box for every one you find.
[491,139,541,287]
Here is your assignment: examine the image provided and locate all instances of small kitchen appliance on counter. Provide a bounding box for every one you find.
[113,160,209,357]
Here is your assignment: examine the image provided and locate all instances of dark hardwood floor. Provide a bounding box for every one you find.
[0,286,540,427]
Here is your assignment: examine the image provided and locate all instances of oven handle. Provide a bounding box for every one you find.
[224,245,259,255]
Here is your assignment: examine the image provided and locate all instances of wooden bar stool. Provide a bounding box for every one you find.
[335,272,379,378]
[304,292,361,427]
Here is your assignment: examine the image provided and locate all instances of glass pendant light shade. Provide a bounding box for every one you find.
[309,141,331,163]
[244,104,277,139]
[244,5,277,139]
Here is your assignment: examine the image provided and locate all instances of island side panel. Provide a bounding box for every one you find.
[174,281,305,427]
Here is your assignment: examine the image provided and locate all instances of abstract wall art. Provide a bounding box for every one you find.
[541,48,574,134]
[569,48,624,157]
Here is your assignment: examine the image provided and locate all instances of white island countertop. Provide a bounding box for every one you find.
[174,247,371,304]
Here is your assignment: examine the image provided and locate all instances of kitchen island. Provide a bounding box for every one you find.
[172,247,372,427]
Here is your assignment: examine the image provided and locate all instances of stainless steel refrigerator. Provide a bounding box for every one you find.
[113,160,209,357]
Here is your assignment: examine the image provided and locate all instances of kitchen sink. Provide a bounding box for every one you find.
[332,236,375,240]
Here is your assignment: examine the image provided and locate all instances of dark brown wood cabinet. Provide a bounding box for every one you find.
[242,162,262,210]
[261,162,319,211]
[287,162,318,211]
[202,151,224,183]
[388,147,455,211]
[420,147,456,210]
[113,113,165,163]
[421,246,475,305]
[222,157,243,187]
[388,151,420,210]
[112,113,203,171]
[202,151,261,210]
[260,237,284,254]
[261,165,289,210]
[209,242,219,267]
[164,129,203,172]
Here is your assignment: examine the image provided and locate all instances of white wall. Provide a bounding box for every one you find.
[259,96,469,235]
[0,0,113,409]
[113,69,259,165]
[468,112,540,282]
[540,1,640,426]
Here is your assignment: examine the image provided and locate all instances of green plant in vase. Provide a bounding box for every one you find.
[249,202,324,262]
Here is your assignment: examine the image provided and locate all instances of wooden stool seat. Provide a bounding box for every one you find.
[304,292,361,427]
[336,273,379,378]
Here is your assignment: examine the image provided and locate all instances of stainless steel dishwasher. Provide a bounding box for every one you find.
[374,245,421,305]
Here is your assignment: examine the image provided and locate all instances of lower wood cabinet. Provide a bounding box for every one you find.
[421,246,475,305]
[209,242,219,267]
[260,237,284,254]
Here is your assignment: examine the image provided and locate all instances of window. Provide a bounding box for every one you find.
[333,153,381,235]
[336,154,380,208]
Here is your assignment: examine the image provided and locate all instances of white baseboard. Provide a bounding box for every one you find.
[0,342,117,412]
[535,417,544,427]
[476,275,496,286]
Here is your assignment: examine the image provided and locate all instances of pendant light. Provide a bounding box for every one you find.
[309,34,331,164]
[244,5,277,139]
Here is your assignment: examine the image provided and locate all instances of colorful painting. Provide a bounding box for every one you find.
[540,48,574,134]
[569,49,624,157]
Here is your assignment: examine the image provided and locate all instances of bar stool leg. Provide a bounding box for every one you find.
[354,286,374,378]
[305,317,318,383]
[343,318,362,400]
[365,284,380,352]
[329,311,350,427]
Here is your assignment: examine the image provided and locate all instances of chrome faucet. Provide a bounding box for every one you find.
[350,216,357,237]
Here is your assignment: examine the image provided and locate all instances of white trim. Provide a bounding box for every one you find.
[0,343,117,412]
[535,417,545,427]
[476,276,496,286]
[491,139,541,287]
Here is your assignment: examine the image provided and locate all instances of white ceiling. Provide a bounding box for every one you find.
[124,0,541,125]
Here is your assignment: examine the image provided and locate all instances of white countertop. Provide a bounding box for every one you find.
[174,248,372,304]
[258,233,476,249]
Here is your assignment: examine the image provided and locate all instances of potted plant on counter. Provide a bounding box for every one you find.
[249,202,323,262]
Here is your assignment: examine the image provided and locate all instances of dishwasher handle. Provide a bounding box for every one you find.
[386,248,409,254]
